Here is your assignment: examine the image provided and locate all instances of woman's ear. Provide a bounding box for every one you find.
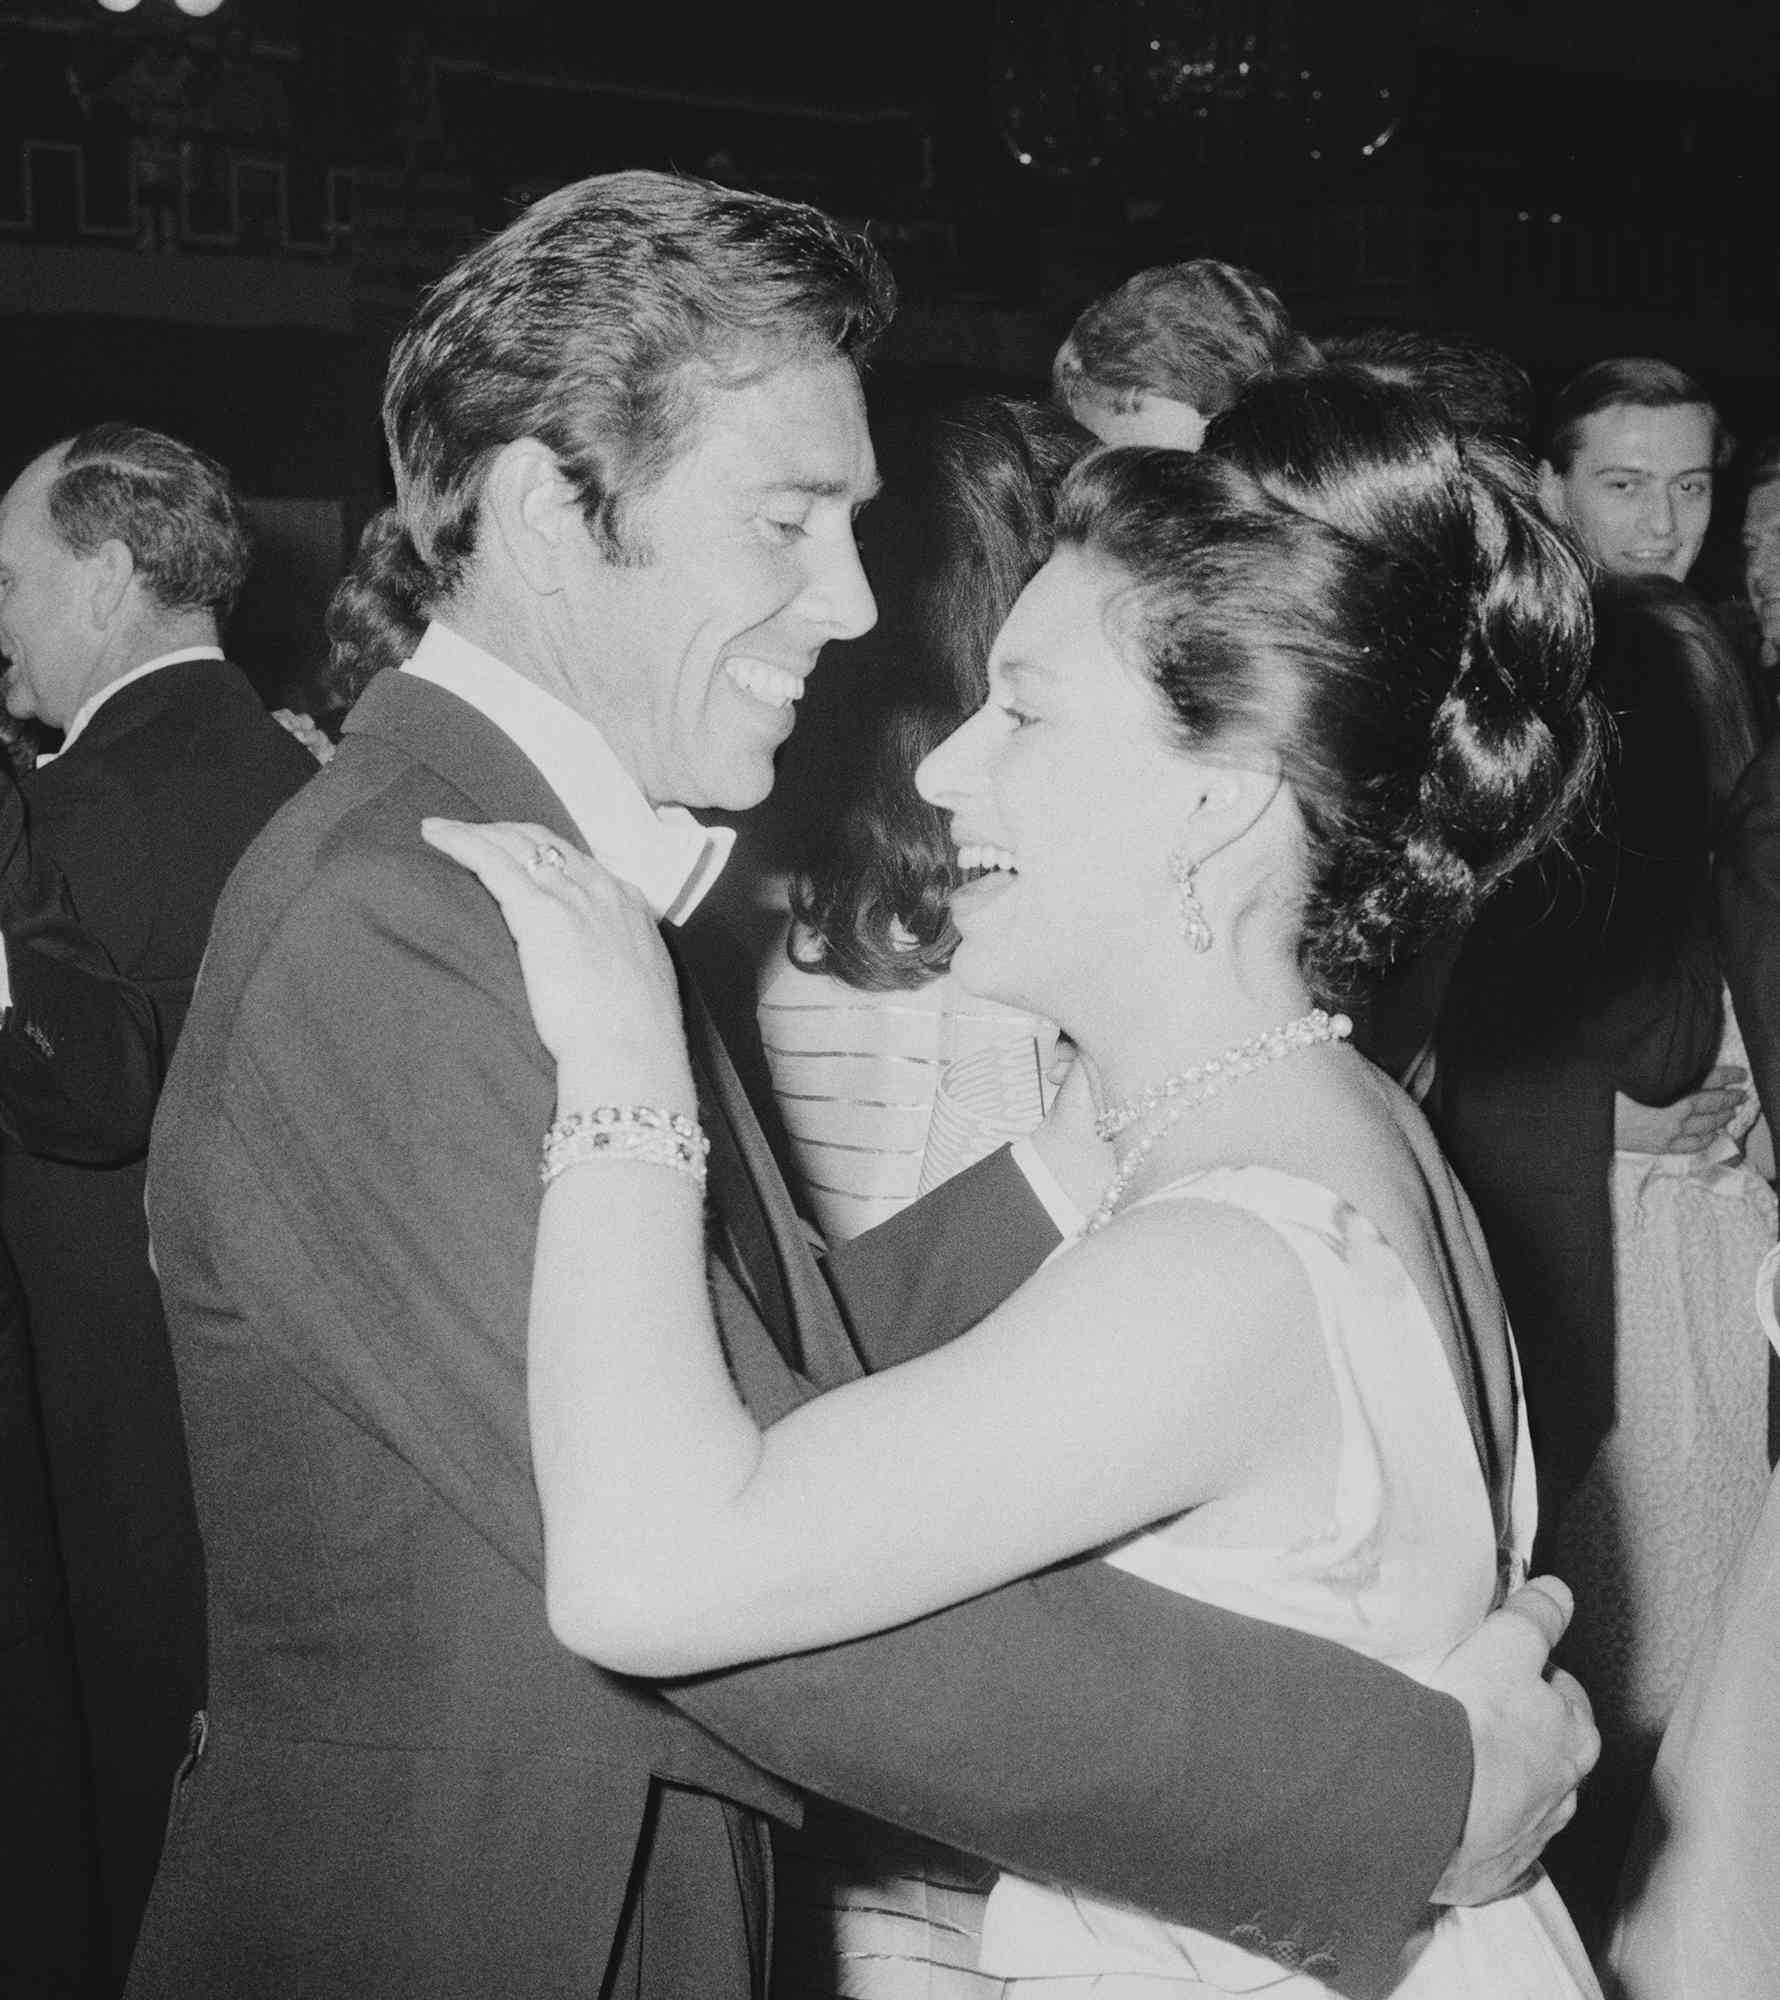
[1182,760,1279,832]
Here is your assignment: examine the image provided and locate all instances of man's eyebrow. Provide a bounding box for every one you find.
[760,474,884,504]
[1590,462,1714,482]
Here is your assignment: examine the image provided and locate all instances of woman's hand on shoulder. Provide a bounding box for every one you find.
[421,818,692,1104]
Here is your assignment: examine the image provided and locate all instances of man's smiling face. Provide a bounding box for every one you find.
[568,356,881,810]
[1540,402,1716,584]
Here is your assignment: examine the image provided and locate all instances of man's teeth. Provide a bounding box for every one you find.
[957,842,1017,875]
[724,659,805,708]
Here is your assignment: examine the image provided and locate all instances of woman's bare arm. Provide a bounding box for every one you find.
[424,815,1332,1677]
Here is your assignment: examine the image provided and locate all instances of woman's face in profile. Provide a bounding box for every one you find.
[913,549,1196,1016]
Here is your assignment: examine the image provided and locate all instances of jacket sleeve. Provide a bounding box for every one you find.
[824,1145,1063,1369]
[0,770,160,1162]
[200,843,565,1577]
[672,1146,1473,2000]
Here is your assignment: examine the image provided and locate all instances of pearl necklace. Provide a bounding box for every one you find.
[1084,1007,1352,1235]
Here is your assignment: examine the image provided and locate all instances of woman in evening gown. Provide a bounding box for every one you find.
[1600,1243,1780,2000]
[426,370,1607,1996]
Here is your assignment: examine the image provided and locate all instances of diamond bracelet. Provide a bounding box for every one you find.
[540,1105,709,1193]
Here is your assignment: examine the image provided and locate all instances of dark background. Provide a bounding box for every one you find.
[0,0,1774,703]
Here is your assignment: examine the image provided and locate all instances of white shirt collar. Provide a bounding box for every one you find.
[401,621,733,926]
[40,646,226,763]
[1011,1133,1086,1240]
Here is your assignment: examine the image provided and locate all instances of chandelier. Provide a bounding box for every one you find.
[97,0,228,16]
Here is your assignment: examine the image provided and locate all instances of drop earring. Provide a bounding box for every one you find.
[1168,847,1213,953]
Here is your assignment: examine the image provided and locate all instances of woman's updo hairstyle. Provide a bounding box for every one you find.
[1055,368,1603,1001]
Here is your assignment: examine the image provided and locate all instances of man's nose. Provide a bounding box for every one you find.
[809,534,877,641]
[1640,484,1676,536]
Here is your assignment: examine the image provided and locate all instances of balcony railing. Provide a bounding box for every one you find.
[0,132,351,253]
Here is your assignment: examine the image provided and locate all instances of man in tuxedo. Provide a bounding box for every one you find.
[0,423,318,1987]
[133,173,1593,2000]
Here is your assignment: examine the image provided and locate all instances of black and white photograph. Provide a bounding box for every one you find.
[0,3,1775,1996]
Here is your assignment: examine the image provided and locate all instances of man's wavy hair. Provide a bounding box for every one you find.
[47,423,251,621]
[326,170,895,702]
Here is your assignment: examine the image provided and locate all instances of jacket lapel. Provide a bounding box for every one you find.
[669,939,863,1398]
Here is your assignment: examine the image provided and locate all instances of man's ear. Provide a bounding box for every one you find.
[1536,459,1568,527]
[85,538,136,632]
[481,437,583,594]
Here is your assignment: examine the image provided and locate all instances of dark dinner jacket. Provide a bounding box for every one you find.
[132,668,1476,2000]
[0,760,159,1162]
[6,657,316,1985]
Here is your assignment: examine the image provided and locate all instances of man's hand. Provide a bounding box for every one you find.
[1426,1578,1599,1907]
[1615,1065,1748,1155]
